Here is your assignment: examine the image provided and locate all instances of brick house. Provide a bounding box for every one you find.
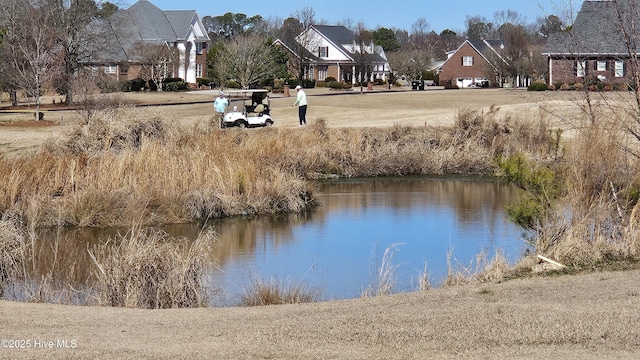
[438,39,506,88]
[87,0,209,86]
[274,25,391,84]
[542,0,634,86]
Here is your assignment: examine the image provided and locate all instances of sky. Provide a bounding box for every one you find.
[132,0,585,33]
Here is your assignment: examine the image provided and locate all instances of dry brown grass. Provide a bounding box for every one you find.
[88,225,216,308]
[443,249,511,287]
[0,105,549,228]
[239,273,321,306]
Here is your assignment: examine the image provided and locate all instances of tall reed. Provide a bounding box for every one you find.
[0,107,549,228]
[362,243,403,297]
[88,225,216,308]
[239,273,321,306]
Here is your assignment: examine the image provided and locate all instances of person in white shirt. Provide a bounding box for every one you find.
[293,85,307,125]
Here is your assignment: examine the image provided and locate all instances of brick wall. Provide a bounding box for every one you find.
[550,58,632,85]
[438,42,490,86]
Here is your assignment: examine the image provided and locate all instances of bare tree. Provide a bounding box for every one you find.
[352,22,375,93]
[279,7,316,83]
[129,42,179,90]
[214,35,276,89]
[0,0,58,119]
[410,18,430,49]
[47,0,105,105]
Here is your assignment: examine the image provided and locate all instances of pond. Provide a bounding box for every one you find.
[27,176,528,306]
[201,176,528,304]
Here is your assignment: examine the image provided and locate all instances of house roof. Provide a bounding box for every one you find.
[276,25,389,65]
[126,0,178,41]
[88,0,209,63]
[543,0,636,56]
[439,39,506,70]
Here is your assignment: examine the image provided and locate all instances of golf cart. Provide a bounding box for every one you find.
[221,89,273,128]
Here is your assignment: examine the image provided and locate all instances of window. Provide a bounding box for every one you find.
[318,46,328,57]
[576,60,586,77]
[462,56,473,66]
[104,65,117,74]
[615,60,624,77]
[308,67,314,80]
[196,42,203,55]
[318,66,328,81]
[196,63,203,78]
[120,64,128,76]
[597,60,607,71]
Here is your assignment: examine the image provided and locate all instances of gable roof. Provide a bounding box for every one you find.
[278,25,388,64]
[126,0,177,40]
[440,39,507,70]
[543,0,637,56]
[88,0,209,63]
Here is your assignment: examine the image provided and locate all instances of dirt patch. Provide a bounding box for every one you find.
[0,120,57,128]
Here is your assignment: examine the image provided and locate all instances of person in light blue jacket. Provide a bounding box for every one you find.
[293,85,307,125]
[213,91,229,128]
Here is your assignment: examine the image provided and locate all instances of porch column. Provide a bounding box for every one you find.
[352,65,356,85]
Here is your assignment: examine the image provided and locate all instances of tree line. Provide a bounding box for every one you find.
[0,0,566,108]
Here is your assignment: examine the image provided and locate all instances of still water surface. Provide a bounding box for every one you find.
[197,177,528,304]
[34,176,528,305]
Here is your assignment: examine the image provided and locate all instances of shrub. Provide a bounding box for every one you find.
[302,79,316,88]
[527,82,548,91]
[148,79,158,92]
[196,77,212,88]
[129,78,146,92]
[374,78,386,86]
[614,82,630,91]
[225,80,241,89]
[97,79,129,93]
[316,80,326,88]
[261,78,275,88]
[162,78,188,91]
[325,76,337,82]
[285,79,299,89]
[327,81,351,90]
[273,78,285,90]
[498,153,563,230]
[560,83,570,90]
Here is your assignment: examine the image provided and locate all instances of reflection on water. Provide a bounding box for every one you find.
[31,176,527,306]
[206,177,527,304]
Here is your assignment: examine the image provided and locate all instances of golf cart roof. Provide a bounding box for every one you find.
[224,89,269,95]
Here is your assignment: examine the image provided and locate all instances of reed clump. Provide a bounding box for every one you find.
[88,226,216,308]
[443,249,511,287]
[0,214,28,298]
[507,102,640,271]
[239,274,321,306]
[0,106,549,228]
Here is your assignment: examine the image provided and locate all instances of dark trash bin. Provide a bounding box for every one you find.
[411,80,425,90]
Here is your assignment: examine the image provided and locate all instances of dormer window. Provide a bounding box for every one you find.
[318,46,328,57]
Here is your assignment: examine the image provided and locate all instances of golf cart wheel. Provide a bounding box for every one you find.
[265,120,273,127]
[237,121,247,129]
